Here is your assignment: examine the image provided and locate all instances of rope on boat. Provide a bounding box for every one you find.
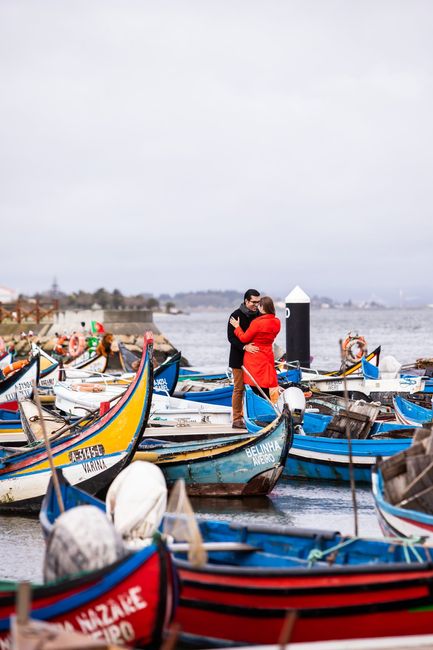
[307,534,425,567]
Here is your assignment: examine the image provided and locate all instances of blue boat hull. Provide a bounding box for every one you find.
[244,388,413,483]
[135,410,292,496]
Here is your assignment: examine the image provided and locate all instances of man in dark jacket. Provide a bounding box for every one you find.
[227,289,260,428]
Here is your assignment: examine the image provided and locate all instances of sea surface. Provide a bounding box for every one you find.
[1,307,433,582]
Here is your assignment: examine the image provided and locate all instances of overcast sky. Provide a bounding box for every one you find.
[1,1,432,304]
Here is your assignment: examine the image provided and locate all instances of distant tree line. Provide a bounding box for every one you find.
[19,288,266,311]
[19,288,175,312]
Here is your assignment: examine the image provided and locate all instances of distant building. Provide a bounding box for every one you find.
[0,285,18,303]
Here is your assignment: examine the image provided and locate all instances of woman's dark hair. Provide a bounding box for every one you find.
[259,296,276,315]
[244,289,260,302]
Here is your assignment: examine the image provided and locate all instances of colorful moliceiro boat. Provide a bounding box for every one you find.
[244,388,415,483]
[135,407,293,496]
[0,334,153,514]
[0,354,39,403]
[0,537,176,648]
[39,481,433,647]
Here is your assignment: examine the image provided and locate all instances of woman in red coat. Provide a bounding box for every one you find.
[229,296,280,398]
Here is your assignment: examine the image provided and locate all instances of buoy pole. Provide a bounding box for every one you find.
[285,286,310,368]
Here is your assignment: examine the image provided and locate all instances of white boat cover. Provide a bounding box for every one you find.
[106,461,167,547]
[44,505,125,582]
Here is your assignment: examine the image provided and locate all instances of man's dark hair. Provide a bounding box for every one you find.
[244,289,260,302]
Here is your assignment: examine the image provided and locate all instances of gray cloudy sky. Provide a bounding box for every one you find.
[1,1,432,303]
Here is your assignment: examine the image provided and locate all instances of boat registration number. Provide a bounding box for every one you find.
[69,444,105,463]
[325,380,342,391]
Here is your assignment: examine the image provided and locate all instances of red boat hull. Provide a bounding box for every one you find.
[0,542,177,648]
[175,561,433,645]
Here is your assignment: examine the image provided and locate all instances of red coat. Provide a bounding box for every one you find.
[234,314,281,388]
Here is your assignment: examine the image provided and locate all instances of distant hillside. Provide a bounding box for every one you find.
[158,290,245,310]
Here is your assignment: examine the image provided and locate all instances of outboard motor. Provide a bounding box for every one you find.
[277,386,306,427]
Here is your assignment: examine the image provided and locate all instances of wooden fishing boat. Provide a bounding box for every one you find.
[393,395,433,426]
[305,373,425,403]
[0,537,176,648]
[39,477,433,647]
[0,335,153,514]
[153,352,181,395]
[66,349,108,374]
[32,344,109,389]
[299,345,381,380]
[0,355,39,403]
[54,378,232,424]
[372,465,433,542]
[0,408,26,445]
[120,344,181,396]
[175,368,301,408]
[134,408,292,496]
[372,427,433,543]
[244,388,415,483]
[0,353,12,370]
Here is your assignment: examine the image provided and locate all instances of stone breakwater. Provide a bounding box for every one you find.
[0,332,181,365]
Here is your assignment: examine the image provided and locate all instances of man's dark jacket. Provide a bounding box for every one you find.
[227,307,258,369]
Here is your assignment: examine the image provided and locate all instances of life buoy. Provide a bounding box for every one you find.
[342,334,368,363]
[2,359,29,377]
[68,333,86,359]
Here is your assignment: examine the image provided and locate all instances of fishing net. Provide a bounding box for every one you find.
[162,479,207,568]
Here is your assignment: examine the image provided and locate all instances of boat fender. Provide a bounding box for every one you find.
[44,505,125,582]
[2,359,28,377]
[106,461,167,547]
[277,386,306,425]
[342,334,368,363]
[68,333,86,358]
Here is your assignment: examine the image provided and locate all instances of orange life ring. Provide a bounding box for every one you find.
[2,359,29,377]
[68,333,86,359]
[342,334,367,363]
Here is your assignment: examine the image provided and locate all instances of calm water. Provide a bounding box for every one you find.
[2,308,433,582]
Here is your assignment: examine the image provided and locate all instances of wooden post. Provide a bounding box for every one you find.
[17,300,21,324]
[35,298,40,324]
[16,581,31,625]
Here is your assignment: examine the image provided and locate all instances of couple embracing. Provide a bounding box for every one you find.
[227,289,280,429]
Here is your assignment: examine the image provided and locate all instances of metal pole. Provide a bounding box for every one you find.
[339,340,359,536]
